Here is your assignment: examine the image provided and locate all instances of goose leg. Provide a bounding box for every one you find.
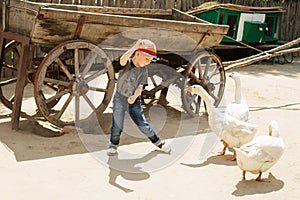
[226,150,237,161]
[256,172,270,182]
[242,170,246,180]
[218,140,228,155]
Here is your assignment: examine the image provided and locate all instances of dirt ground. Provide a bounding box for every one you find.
[0,58,300,200]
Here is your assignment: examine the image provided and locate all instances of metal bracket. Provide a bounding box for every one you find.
[193,30,211,54]
[73,15,86,40]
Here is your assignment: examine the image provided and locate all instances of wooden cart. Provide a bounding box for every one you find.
[0,0,229,129]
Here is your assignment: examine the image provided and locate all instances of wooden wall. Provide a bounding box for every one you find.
[0,0,299,42]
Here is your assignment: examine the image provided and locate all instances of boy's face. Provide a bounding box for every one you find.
[135,51,153,67]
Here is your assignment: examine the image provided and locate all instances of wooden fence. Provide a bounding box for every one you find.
[0,0,299,42]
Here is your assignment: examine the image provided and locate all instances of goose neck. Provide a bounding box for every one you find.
[234,78,242,103]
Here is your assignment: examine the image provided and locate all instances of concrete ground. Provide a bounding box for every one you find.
[0,58,300,200]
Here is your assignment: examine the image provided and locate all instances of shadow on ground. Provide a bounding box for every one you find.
[232,173,284,196]
[0,105,209,162]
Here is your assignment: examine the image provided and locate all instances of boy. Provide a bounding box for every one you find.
[107,39,171,156]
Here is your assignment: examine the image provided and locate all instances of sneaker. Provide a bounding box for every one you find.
[107,144,118,156]
[156,140,171,154]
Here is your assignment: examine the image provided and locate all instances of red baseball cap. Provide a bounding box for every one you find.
[137,39,157,59]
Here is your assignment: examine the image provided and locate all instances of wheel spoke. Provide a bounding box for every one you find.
[45,90,69,105]
[203,57,211,78]
[74,48,79,77]
[88,86,108,93]
[189,71,201,84]
[207,66,219,80]
[75,96,80,121]
[216,79,225,85]
[8,96,14,104]
[44,77,70,87]
[84,68,107,83]
[55,57,73,80]
[82,94,97,111]
[2,63,18,71]
[195,98,201,113]
[150,76,158,87]
[55,93,73,119]
[186,93,197,106]
[196,59,202,70]
[44,82,59,91]
[194,59,204,80]
[210,93,218,101]
[0,77,17,86]
[81,53,98,78]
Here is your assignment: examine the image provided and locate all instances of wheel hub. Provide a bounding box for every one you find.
[72,77,89,96]
[207,82,215,92]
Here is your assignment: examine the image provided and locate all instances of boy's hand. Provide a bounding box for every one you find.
[128,95,136,104]
[133,39,145,50]
[120,39,145,66]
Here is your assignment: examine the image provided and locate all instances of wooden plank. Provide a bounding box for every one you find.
[8,0,41,36]
[78,7,171,15]
[115,0,121,7]
[36,7,228,34]
[11,42,30,130]
[81,0,93,6]
[225,46,300,71]
[147,0,153,9]
[61,0,74,4]
[31,7,228,50]
[0,32,30,130]
[102,0,109,7]
[35,0,52,2]
[182,0,187,12]
[126,0,133,8]
[176,0,182,11]
[171,8,208,23]
[223,38,300,68]
[188,3,284,15]
[47,4,172,16]
[189,0,193,10]
[2,0,9,31]
[166,0,175,9]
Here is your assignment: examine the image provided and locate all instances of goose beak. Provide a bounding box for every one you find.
[185,86,193,93]
[229,73,233,78]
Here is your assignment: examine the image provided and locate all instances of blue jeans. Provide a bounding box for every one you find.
[110,92,160,146]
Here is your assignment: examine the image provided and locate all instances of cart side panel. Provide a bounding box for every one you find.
[31,7,229,50]
[48,4,172,18]
[31,18,76,46]
[8,0,41,36]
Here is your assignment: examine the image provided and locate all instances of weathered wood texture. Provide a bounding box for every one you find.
[0,0,299,45]
[224,38,300,70]
[29,6,228,51]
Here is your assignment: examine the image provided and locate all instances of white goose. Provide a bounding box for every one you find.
[220,71,251,158]
[225,71,250,121]
[186,85,257,160]
[234,120,284,181]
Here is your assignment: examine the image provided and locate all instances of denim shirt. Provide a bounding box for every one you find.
[117,59,148,98]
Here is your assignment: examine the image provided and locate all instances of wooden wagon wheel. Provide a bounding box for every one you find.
[0,40,21,110]
[181,51,226,117]
[142,62,181,106]
[34,40,115,127]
